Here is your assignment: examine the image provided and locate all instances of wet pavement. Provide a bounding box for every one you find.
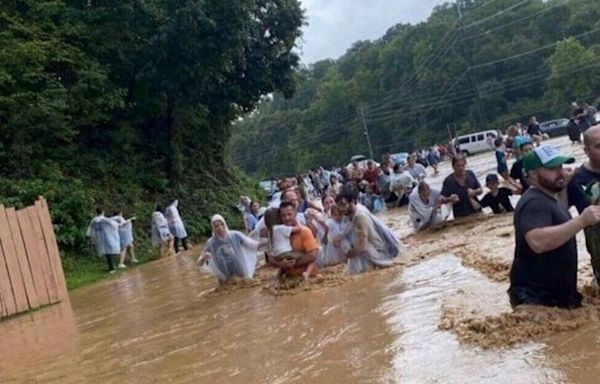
[3,136,600,384]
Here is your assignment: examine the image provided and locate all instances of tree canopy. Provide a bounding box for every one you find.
[230,0,600,178]
[0,0,304,258]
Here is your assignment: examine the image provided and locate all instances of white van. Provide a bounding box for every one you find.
[455,129,499,156]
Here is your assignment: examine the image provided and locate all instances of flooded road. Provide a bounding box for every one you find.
[3,136,600,383]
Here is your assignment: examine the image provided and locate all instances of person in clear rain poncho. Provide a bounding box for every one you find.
[110,211,139,268]
[197,215,259,284]
[408,181,450,231]
[87,207,121,273]
[320,204,352,267]
[151,205,173,259]
[165,199,189,253]
[335,188,404,275]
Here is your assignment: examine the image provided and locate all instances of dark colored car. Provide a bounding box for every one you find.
[540,118,569,138]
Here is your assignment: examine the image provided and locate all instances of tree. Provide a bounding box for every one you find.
[546,37,599,106]
[0,0,305,262]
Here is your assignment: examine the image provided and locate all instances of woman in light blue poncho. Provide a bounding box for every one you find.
[197,214,259,284]
[165,199,189,253]
[151,205,173,259]
[110,212,139,268]
[86,207,120,273]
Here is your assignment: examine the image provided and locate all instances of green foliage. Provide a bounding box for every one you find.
[547,37,600,105]
[230,0,600,178]
[0,0,303,286]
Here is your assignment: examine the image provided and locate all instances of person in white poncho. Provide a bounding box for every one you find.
[408,181,451,231]
[165,199,189,253]
[197,215,259,284]
[87,207,121,273]
[151,205,173,259]
[335,188,404,275]
[110,211,139,268]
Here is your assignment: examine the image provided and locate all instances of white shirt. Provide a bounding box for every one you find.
[271,225,293,256]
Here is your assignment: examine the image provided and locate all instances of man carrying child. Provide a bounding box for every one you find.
[266,201,319,280]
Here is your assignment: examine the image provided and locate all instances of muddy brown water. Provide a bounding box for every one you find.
[3,137,600,383]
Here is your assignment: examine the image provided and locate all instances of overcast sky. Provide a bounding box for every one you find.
[298,0,449,65]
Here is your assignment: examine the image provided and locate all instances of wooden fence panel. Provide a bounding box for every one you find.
[0,198,68,319]
[16,208,51,305]
[4,208,40,310]
[0,223,16,317]
[36,198,68,299]
[27,206,59,303]
[0,206,29,314]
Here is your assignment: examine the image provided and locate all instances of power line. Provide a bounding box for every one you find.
[472,26,600,69]
[363,59,600,127]
[367,0,576,115]
[363,26,600,121]
[362,29,459,111]
[464,0,569,41]
[462,0,532,29]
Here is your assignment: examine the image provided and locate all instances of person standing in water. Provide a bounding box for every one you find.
[336,187,402,275]
[509,145,600,309]
[198,215,259,284]
[408,181,450,230]
[480,174,514,214]
[441,155,481,218]
[87,207,121,273]
[569,125,600,285]
[266,201,319,280]
[165,199,189,253]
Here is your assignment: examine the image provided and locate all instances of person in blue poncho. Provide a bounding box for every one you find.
[87,207,121,274]
[110,211,139,268]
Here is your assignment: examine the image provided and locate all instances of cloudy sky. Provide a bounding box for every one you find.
[298,0,449,64]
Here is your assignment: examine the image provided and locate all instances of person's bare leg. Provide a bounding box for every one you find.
[129,244,139,262]
[118,249,127,268]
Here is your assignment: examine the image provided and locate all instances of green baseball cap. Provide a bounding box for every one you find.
[522,145,575,172]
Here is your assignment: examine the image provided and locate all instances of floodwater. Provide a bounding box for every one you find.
[3,136,600,383]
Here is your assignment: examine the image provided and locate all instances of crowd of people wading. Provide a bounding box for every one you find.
[86,101,600,310]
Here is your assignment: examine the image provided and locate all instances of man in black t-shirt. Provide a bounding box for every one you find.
[510,141,534,194]
[568,124,600,283]
[481,174,513,214]
[510,145,600,309]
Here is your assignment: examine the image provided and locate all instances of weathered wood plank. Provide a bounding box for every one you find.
[0,206,29,313]
[5,207,40,309]
[16,208,51,304]
[37,198,68,299]
[0,220,15,317]
[28,206,59,304]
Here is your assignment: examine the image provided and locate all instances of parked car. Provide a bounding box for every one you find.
[455,129,499,156]
[390,152,409,165]
[539,118,569,138]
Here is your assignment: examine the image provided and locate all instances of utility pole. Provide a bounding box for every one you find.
[360,106,375,159]
[456,0,487,131]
